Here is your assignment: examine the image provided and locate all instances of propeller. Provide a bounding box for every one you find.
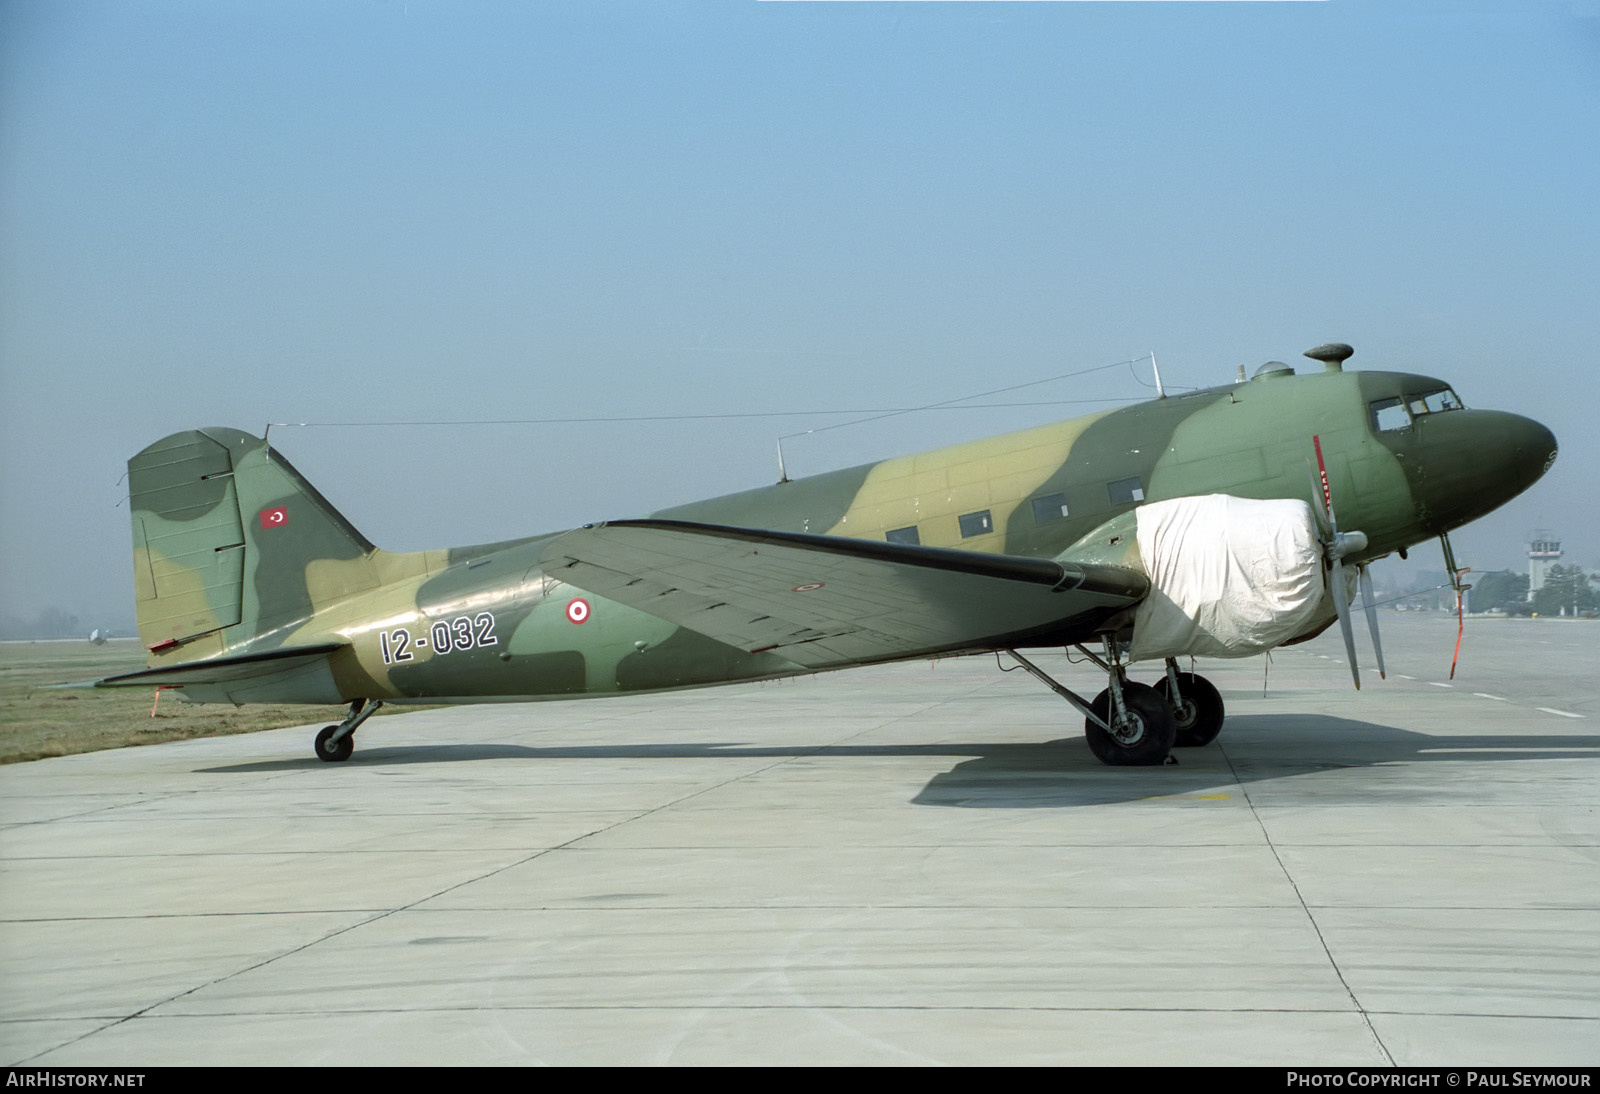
[1308,435,1382,689]
[1359,563,1387,681]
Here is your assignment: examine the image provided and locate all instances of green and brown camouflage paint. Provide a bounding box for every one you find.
[106,360,1555,707]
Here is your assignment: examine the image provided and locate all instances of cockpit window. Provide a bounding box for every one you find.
[1371,388,1465,431]
[1409,388,1464,415]
[1370,397,1411,431]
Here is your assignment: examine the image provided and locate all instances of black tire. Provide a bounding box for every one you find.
[314,725,353,762]
[1155,672,1225,747]
[1085,682,1176,766]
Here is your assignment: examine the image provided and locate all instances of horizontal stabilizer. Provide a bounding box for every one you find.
[96,642,347,689]
[538,520,1147,668]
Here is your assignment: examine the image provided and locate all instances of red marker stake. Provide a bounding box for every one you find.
[1449,568,1471,680]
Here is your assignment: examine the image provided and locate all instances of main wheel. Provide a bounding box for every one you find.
[1085,682,1176,766]
[1155,672,1225,747]
[314,725,353,762]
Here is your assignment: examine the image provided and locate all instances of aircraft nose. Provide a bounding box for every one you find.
[1413,409,1557,531]
[1506,413,1558,491]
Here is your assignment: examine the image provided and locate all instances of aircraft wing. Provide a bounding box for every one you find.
[538,520,1147,668]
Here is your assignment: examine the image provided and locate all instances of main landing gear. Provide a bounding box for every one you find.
[1005,643,1225,766]
[314,698,382,762]
[1156,665,1224,748]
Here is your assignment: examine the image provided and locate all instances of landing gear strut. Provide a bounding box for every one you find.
[314,698,381,763]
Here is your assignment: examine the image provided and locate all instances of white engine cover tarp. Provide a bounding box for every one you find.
[1129,494,1327,661]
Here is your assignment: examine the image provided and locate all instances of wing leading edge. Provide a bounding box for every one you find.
[538,519,1148,668]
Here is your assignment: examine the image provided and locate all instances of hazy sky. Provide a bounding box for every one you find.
[3,0,1597,629]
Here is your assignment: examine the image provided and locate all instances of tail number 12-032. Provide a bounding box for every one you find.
[379,612,498,665]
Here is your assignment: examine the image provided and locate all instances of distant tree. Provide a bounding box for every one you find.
[36,608,80,638]
[1532,564,1599,617]
[1469,570,1529,613]
[0,608,83,639]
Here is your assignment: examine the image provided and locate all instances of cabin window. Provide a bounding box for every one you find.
[1370,397,1411,431]
[958,510,993,538]
[1031,493,1069,523]
[1107,477,1144,505]
[886,525,920,545]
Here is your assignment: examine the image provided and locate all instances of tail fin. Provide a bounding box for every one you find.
[129,428,377,662]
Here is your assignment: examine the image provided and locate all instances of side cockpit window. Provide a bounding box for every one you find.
[1371,396,1411,431]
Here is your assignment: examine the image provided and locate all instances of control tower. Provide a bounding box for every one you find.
[1528,532,1562,596]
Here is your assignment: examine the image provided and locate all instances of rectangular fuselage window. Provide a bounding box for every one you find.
[1106,477,1144,506]
[885,525,920,545]
[1031,493,1069,523]
[958,510,993,538]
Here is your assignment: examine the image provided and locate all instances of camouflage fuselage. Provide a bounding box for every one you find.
[121,364,1555,706]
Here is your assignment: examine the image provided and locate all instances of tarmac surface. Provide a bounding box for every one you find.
[2,613,1596,1066]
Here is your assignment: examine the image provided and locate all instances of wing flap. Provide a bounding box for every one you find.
[538,520,1146,668]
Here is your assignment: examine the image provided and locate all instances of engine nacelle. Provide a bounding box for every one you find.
[1127,494,1331,662]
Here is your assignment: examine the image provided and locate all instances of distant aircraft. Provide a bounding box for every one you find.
[98,344,1555,766]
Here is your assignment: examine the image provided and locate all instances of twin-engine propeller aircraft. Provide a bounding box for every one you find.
[99,343,1556,766]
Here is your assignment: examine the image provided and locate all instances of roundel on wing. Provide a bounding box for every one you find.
[566,598,590,624]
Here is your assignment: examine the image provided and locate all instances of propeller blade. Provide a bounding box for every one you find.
[1305,460,1331,534]
[1359,564,1387,680]
[1312,435,1339,536]
[1331,557,1361,690]
[1312,434,1370,690]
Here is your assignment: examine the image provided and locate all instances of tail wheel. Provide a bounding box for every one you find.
[314,726,353,763]
[1085,682,1176,766]
[1155,672,1225,747]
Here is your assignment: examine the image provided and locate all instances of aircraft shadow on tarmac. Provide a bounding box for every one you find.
[914,714,1600,808]
[197,714,1599,809]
